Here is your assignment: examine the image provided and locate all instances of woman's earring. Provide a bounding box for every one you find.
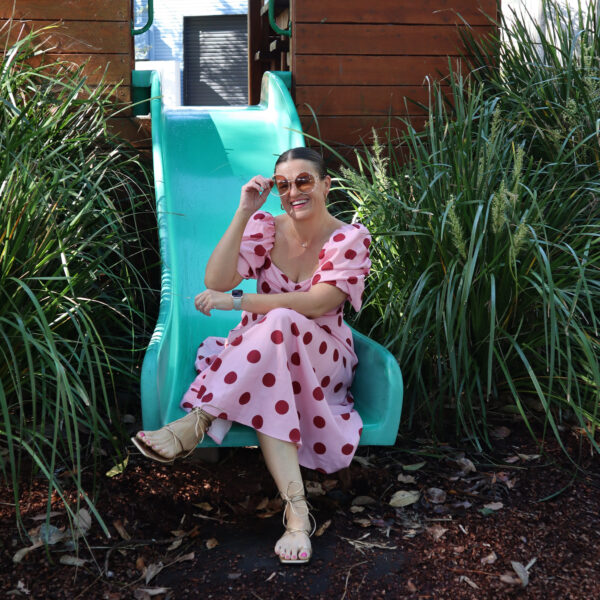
[280,203,284,210]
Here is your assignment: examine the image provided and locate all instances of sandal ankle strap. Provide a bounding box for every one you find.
[280,481,316,536]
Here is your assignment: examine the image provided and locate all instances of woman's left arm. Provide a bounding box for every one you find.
[194,283,346,319]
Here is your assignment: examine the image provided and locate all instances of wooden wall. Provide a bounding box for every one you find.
[291,0,498,154]
[0,0,150,150]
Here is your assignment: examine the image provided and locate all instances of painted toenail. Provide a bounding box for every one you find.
[139,432,145,437]
[300,552,307,558]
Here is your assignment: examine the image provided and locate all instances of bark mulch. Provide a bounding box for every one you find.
[1,423,599,599]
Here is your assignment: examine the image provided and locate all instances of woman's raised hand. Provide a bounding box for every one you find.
[239,175,274,216]
[194,289,233,316]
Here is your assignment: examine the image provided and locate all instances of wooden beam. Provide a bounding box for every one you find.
[0,0,129,21]
[0,19,130,54]
[294,0,497,26]
[295,24,495,56]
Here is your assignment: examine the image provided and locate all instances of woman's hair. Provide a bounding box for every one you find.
[275,147,327,179]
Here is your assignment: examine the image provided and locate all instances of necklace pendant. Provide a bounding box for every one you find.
[300,241,308,248]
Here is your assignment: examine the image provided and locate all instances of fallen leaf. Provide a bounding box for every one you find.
[505,455,520,464]
[481,551,498,565]
[500,572,522,585]
[174,552,195,563]
[105,456,129,477]
[113,519,131,541]
[322,479,338,491]
[305,481,325,496]
[352,495,376,506]
[511,561,529,586]
[136,557,146,572]
[167,537,183,551]
[454,545,466,553]
[389,490,420,507]
[352,456,373,467]
[397,473,416,484]
[193,502,213,512]
[353,518,372,528]
[30,511,63,522]
[457,457,476,474]
[255,497,269,511]
[483,502,503,511]
[227,573,242,580]
[144,562,164,584]
[59,555,87,567]
[516,453,541,462]
[134,588,170,599]
[314,519,331,537]
[12,541,43,563]
[17,580,31,595]
[403,461,426,471]
[265,571,277,582]
[459,575,479,589]
[38,523,67,545]
[427,524,448,541]
[426,488,447,504]
[350,506,365,513]
[74,509,92,537]
[491,426,511,439]
[406,580,417,593]
[206,538,219,549]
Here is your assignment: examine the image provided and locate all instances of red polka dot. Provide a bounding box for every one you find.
[206,357,212,365]
[292,381,301,394]
[252,313,258,321]
[321,376,330,387]
[254,244,266,256]
[281,287,288,293]
[261,281,271,293]
[210,357,222,372]
[202,392,213,403]
[312,274,321,285]
[348,276,358,284]
[231,335,243,346]
[314,442,327,454]
[263,373,276,387]
[218,412,228,420]
[294,284,302,290]
[359,427,363,435]
[364,238,371,248]
[253,212,265,220]
[282,273,289,283]
[334,382,343,393]
[216,340,224,346]
[289,428,301,443]
[196,385,206,399]
[271,330,284,344]
[346,338,352,346]
[313,416,326,428]
[247,350,261,363]
[197,354,204,360]
[264,257,272,269]
[353,223,360,229]
[341,412,350,420]
[239,392,251,405]
[291,352,301,366]
[333,349,339,362]
[290,322,300,336]
[318,249,325,259]
[337,316,342,327]
[322,325,332,334]
[342,443,354,455]
[275,400,289,414]
[343,357,347,367]
[345,249,357,259]
[183,402,193,409]
[322,261,334,271]
[313,387,324,400]
[303,332,313,345]
[241,315,249,326]
[250,232,263,239]
[333,233,346,242]
[316,467,326,474]
[252,415,264,429]
[319,341,327,354]
[224,371,237,384]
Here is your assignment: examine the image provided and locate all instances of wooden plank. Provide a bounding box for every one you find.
[299,115,428,146]
[26,53,132,86]
[294,0,497,26]
[0,19,130,54]
[108,116,152,149]
[295,85,438,117]
[294,55,464,86]
[295,24,495,56]
[0,0,129,21]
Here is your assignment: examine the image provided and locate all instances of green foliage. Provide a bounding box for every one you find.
[339,0,600,452]
[0,24,156,536]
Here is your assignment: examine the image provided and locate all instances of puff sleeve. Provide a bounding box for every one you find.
[310,223,371,311]
[236,211,276,280]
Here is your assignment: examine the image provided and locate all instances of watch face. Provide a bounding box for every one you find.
[232,289,243,298]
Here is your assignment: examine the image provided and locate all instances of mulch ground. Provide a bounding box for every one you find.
[1,423,599,600]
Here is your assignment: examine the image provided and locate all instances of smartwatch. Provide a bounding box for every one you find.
[231,289,244,310]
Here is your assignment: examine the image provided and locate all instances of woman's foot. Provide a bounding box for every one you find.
[275,482,315,563]
[132,408,213,463]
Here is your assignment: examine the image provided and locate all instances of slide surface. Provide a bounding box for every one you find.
[139,71,403,446]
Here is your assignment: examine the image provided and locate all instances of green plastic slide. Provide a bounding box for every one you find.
[136,70,403,447]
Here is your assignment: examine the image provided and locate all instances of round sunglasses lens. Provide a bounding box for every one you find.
[296,174,315,193]
[274,177,289,196]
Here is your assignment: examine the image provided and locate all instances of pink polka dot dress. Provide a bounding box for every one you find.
[180,211,371,473]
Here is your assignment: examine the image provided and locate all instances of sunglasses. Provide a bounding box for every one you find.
[272,172,317,197]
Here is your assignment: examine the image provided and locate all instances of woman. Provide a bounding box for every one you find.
[133,147,371,564]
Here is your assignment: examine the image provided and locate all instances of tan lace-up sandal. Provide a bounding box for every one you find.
[278,481,317,564]
[131,407,212,464]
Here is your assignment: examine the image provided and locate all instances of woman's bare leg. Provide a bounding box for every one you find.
[257,432,312,561]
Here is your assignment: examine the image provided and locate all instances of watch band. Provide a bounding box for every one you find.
[232,289,244,310]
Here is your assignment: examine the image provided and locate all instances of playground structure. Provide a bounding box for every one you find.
[0,0,497,446]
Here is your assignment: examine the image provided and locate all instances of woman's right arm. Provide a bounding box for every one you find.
[204,175,273,291]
